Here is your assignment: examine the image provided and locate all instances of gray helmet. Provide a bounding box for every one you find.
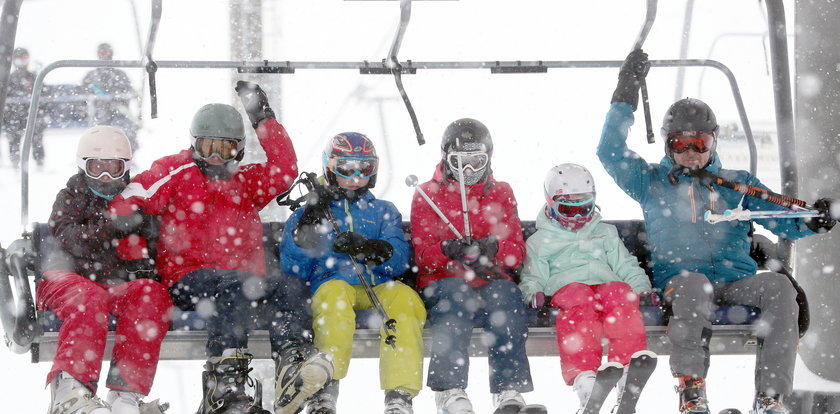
[189,104,245,141]
[440,118,493,154]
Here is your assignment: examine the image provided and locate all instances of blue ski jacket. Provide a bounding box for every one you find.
[279,190,411,294]
[597,102,816,291]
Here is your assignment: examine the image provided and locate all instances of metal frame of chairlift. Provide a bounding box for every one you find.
[0,0,797,359]
[9,0,795,229]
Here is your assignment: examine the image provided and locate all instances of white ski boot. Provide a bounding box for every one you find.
[197,348,271,414]
[573,370,597,412]
[383,389,413,414]
[106,390,170,414]
[49,372,112,414]
[435,388,474,414]
[492,390,525,414]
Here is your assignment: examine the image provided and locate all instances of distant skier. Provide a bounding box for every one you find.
[82,43,140,150]
[40,125,170,414]
[279,132,426,414]
[109,81,334,414]
[410,119,544,414]
[2,47,46,167]
[519,163,656,414]
[598,49,837,414]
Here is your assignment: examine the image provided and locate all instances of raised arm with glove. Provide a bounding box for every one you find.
[807,197,837,233]
[235,80,276,128]
[611,49,650,111]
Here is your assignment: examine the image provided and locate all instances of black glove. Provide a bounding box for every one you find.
[307,183,343,209]
[807,198,837,233]
[611,49,650,111]
[235,81,275,128]
[125,258,159,281]
[333,232,394,266]
[474,235,499,263]
[441,238,481,264]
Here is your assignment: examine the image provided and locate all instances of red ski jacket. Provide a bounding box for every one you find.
[410,163,525,289]
[109,119,298,287]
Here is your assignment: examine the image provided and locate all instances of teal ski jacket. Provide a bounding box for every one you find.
[597,102,816,291]
[519,210,651,303]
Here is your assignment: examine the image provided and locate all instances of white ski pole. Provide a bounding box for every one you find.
[405,175,464,239]
[454,149,472,240]
[704,208,821,224]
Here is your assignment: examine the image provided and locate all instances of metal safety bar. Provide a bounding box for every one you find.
[18,57,758,228]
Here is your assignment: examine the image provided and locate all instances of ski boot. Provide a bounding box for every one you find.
[435,388,475,414]
[751,393,790,414]
[49,372,112,414]
[107,390,170,414]
[676,375,710,414]
[197,348,271,414]
[306,380,338,414]
[384,389,413,414]
[274,340,334,414]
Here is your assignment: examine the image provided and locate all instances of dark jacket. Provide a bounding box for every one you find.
[44,173,130,284]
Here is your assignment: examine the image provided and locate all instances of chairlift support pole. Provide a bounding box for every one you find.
[143,0,162,118]
[386,0,424,145]
[632,0,657,144]
[0,0,25,131]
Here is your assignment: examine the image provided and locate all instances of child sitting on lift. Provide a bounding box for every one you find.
[519,163,656,414]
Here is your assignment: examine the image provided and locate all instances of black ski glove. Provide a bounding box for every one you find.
[611,49,650,111]
[807,197,837,233]
[307,183,343,209]
[235,80,276,128]
[125,258,159,282]
[333,232,394,266]
[441,238,481,264]
[474,235,499,263]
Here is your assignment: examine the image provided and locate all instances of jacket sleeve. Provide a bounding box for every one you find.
[239,119,299,209]
[491,183,526,270]
[410,184,452,274]
[278,208,319,283]
[371,202,411,278]
[49,187,114,259]
[519,236,550,304]
[597,102,653,203]
[604,225,651,294]
[741,173,818,240]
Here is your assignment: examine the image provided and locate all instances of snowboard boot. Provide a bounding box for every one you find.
[676,375,710,414]
[196,348,270,414]
[492,390,525,414]
[274,340,334,414]
[106,390,170,414]
[434,389,475,414]
[49,372,112,414]
[751,393,790,414]
[572,371,597,412]
[306,380,339,414]
[383,389,413,414]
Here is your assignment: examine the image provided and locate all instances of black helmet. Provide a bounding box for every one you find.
[11,47,29,69]
[440,118,493,154]
[12,47,28,58]
[97,43,113,60]
[662,98,718,160]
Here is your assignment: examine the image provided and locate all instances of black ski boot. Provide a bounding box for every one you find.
[274,340,334,414]
[306,380,339,414]
[197,349,271,414]
[676,375,710,414]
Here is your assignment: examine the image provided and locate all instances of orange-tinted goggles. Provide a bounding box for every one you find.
[194,137,241,161]
[667,131,715,154]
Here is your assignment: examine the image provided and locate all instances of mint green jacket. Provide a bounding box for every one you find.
[519,208,652,303]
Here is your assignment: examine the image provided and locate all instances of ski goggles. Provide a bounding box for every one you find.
[194,137,243,161]
[77,158,130,180]
[328,156,378,179]
[667,131,715,154]
[445,151,489,172]
[551,194,596,217]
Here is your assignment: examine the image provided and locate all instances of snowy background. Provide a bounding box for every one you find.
[1,0,838,412]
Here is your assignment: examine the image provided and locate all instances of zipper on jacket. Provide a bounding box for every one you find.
[689,182,697,223]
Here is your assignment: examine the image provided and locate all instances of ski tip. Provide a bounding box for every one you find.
[598,361,624,371]
[631,349,658,359]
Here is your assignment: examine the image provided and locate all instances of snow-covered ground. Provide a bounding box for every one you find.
[1,0,839,412]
